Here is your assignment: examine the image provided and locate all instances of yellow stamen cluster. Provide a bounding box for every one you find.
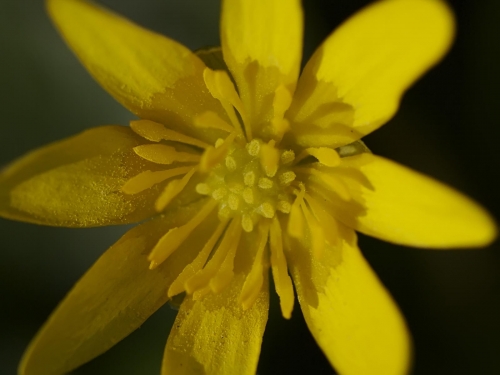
[196,137,296,233]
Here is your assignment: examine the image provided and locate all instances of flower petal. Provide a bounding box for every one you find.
[287,0,455,148]
[47,0,225,142]
[19,200,219,375]
[221,0,303,136]
[287,225,411,375]
[162,274,269,375]
[334,154,497,248]
[0,126,159,227]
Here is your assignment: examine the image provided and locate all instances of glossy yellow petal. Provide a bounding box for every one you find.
[162,274,269,375]
[47,0,226,143]
[334,154,497,248]
[19,200,219,375]
[0,126,162,227]
[287,0,455,148]
[287,224,411,375]
[221,0,303,136]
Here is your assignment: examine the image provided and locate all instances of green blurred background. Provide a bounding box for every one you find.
[1,0,499,374]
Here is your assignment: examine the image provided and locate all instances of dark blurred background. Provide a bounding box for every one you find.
[1,0,499,374]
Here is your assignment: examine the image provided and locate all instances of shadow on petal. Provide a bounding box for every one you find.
[19,198,218,375]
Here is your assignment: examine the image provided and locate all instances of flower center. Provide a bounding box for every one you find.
[120,61,369,314]
[122,115,368,315]
[195,138,296,232]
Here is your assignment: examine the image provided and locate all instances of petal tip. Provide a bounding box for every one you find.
[464,210,498,248]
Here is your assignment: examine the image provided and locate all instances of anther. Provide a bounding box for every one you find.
[242,188,254,204]
[279,171,296,186]
[281,150,295,164]
[225,156,237,171]
[258,178,273,189]
[215,138,224,148]
[212,188,227,200]
[259,202,275,218]
[242,215,254,233]
[277,200,291,214]
[244,171,256,186]
[218,204,231,219]
[246,139,260,156]
[228,194,240,210]
[196,183,210,195]
[228,183,244,194]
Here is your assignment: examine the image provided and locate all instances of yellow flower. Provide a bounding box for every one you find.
[1,0,496,374]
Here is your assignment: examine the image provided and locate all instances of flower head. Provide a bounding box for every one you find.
[1,0,496,374]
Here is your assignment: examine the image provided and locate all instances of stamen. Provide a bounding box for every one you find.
[278,171,296,186]
[244,171,256,186]
[148,199,217,269]
[295,147,341,167]
[212,187,227,201]
[228,194,240,210]
[155,168,197,211]
[195,183,211,195]
[194,111,234,133]
[287,183,306,239]
[239,221,270,310]
[258,177,273,189]
[277,200,291,214]
[272,119,290,144]
[304,193,340,248]
[241,214,254,233]
[215,138,224,148]
[185,219,241,294]
[260,140,279,177]
[228,183,244,194]
[218,204,231,219]
[295,167,351,201]
[168,220,228,297]
[242,188,254,204]
[199,132,236,172]
[269,217,294,319]
[192,285,212,301]
[225,155,237,171]
[133,144,200,165]
[246,139,260,156]
[209,223,243,293]
[301,200,326,259]
[259,202,275,219]
[280,150,295,165]
[130,119,210,149]
[121,167,192,194]
[203,68,250,138]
